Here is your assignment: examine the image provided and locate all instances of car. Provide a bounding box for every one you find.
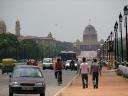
[9,65,46,96]
[42,58,53,70]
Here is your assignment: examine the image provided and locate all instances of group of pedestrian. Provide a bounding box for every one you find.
[79,57,102,89]
[53,57,102,88]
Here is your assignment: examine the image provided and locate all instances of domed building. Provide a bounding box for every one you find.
[0,18,6,33]
[74,24,98,58]
[82,24,98,50]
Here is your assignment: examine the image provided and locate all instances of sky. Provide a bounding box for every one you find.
[0,0,127,42]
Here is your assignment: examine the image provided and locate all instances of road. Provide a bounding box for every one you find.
[0,69,76,96]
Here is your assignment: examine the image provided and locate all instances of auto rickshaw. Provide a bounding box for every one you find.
[1,58,16,74]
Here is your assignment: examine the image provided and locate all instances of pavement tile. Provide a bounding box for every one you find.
[61,67,128,96]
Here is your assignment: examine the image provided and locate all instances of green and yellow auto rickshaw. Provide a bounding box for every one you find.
[1,58,16,74]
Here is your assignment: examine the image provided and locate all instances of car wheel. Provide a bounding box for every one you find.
[43,67,45,70]
[2,70,4,74]
[40,93,45,96]
[9,92,13,96]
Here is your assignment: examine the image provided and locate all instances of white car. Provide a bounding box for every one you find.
[42,58,53,70]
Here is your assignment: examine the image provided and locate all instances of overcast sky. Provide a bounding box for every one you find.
[0,0,127,42]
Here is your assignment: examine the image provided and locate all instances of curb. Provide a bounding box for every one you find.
[53,74,79,96]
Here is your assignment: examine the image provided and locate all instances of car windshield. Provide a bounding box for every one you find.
[13,67,42,78]
[66,60,71,63]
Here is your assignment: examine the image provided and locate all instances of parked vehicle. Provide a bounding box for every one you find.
[9,65,46,96]
[1,58,16,74]
[42,58,53,70]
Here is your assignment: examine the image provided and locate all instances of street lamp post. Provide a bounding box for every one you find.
[106,39,109,61]
[104,41,107,60]
[110,32,113,42]
[110,32,113,68]
[103,44,105,60]
[124,5,128,62]
[119,12,124,63]
[114,21,118,68]
[114,29,117,68]
[107,35,111,69]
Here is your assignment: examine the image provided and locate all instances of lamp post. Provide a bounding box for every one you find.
[104,41,106,59]
[110,32,113,42]
[114,21,118,68]
[119,12,124,63]
[124,5,128,62]
[114,28,117,68]
[106,39,109,61]
[103,44,105,60]
[110,32,113,68]
[107,35,111,69]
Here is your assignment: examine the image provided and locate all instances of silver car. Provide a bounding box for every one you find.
[9,65,46,96]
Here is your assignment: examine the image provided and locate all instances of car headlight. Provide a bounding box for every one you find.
[66,63,70,66]
[10,82,20,87]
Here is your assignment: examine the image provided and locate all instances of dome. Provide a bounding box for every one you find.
[48,32,52,38]
[84,25,96,33]
[0,17,6,33]
[0,17,6,25]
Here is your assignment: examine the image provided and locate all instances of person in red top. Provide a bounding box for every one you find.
[79,57,89,89]
[54,58,63,86]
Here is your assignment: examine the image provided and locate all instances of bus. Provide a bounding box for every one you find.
[58,51,76,61]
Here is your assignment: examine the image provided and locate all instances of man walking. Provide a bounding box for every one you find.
[79,57,89,89]
[90,59,101,89]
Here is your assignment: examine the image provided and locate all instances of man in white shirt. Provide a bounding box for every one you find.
[79,57,89,89]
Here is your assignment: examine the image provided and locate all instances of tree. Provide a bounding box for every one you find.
[0,33,19,60]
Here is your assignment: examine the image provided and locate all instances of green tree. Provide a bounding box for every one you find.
[0,33,19,60]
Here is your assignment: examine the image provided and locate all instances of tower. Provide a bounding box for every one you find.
[15,19,20,37]
[0,17,6,33]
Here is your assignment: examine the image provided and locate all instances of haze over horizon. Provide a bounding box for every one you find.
[0,0,127,42]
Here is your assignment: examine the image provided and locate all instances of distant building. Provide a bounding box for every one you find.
[15,19,20,37]
[0,17,6,33]
[73,24,99,58]
[18,32,56,48]
[74,24,98,50]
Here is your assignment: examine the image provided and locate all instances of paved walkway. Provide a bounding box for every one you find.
[60,67,128,96]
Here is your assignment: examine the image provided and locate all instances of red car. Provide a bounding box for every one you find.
[9,65,46,96]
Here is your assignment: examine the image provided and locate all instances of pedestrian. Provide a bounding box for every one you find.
[90,58,101,89]
[54,58,63,86]
[98,59,103,71]
[70,59,75,71]
[79,57,89,89]
[76,58,80,74]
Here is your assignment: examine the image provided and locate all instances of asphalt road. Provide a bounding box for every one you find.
[0,69,76,96]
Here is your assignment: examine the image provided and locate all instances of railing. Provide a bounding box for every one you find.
[116,65,128,78]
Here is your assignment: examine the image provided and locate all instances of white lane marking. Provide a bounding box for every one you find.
[53,74,78,96]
